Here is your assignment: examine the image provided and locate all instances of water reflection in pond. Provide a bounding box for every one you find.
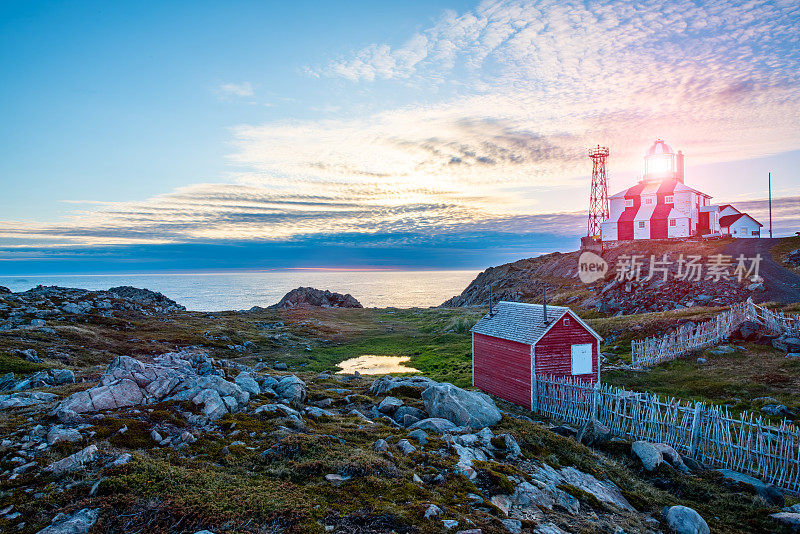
[337,355,419,375]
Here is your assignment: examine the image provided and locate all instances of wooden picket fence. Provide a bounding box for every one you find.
[631,298,800,368]
[534,375,800,492]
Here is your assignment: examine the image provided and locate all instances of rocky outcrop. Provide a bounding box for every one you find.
[54,352,249,421]
[421,382,502,429]
[0,285,184,332]
[0,391,59,410]
[273,287,362,309]
[441,241,765,314]
[0,369,74,393]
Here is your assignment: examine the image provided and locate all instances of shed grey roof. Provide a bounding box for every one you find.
[470,301,572,346]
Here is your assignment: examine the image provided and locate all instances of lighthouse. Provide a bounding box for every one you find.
[599,140,761,241]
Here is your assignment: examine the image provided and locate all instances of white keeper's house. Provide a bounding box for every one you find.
[601,140,762,241]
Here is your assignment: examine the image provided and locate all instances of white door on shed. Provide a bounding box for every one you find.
[571,343,593,375]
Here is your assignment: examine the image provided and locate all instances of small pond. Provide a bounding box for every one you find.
[336,355,420,375]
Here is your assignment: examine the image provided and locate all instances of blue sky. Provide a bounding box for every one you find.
[1,0,798,274]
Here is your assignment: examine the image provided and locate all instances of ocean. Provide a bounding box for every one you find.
[0,271,479,311]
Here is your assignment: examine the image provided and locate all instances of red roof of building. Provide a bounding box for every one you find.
[719,213,763,228]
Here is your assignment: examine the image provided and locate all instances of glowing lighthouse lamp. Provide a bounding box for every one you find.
[642,139,684,183]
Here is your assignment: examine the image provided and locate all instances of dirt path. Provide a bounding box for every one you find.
[724,238,800,304]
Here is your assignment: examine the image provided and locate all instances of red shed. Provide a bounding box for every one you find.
[470,301,602,410]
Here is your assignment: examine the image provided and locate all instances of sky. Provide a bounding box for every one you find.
[0,0,798,274]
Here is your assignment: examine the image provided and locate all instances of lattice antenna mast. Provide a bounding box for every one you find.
[587,146,610,239]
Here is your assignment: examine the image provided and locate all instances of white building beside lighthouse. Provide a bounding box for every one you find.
[601,140,761,241]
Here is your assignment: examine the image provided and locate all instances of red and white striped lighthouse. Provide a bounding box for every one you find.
[600,140,760,241]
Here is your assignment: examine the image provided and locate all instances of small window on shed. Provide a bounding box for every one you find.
[563,317,570,326]
[571,344,592,375]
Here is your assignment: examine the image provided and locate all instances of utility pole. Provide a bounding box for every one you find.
[769,172,773,238]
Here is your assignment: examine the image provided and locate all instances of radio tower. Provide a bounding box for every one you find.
[587,146,610,240]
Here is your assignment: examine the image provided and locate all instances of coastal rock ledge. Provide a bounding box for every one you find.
[273,287,363,309]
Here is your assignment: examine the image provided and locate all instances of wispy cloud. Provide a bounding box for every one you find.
[217,82,255,98]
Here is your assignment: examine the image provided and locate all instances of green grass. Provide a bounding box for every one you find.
[0,352,50,375]
[604,343,800,417]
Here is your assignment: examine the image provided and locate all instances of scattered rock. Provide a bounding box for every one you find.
[36,508,99,534]
[410,418,457,433]
[397,439,416,455]
[501,518,522,533]
[651,443,689,473]
[12,348,41,363]
[762,404,794,417]
[373,439,389,452]
[576,418,611,446]
[717,469,784,506]
[0,391,59,410]
[273,375,307,407]
[707,345,736,356]
[631,441,663,471]
[377,396,404,414]
[54,352,249,421]
[549,425,577,438]
[46,445,98,475]
[234,372,261,396]
[424,504,442,519]
[534,524,570,534]
[46,427,82,446]
[407,429,428,444]
[663,505,709,534]
[770,512,800,531]
[325,473,350,486]
[773,336,800,353]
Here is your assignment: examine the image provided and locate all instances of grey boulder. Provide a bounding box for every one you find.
[273,375,306,406]
[234,372,261,396]
[47,427,82,446]
[46,445,98,475]
[410,417,457,433]
[377,396,403,414]
[663,505,709,534]
[577,418,611,446]
[421,382,501,429]
[632,441,664,471]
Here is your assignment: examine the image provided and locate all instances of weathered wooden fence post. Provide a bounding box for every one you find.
[592,381,601,421]
[689,401,703,457]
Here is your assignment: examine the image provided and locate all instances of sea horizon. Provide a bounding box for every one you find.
[0,269,480,311]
